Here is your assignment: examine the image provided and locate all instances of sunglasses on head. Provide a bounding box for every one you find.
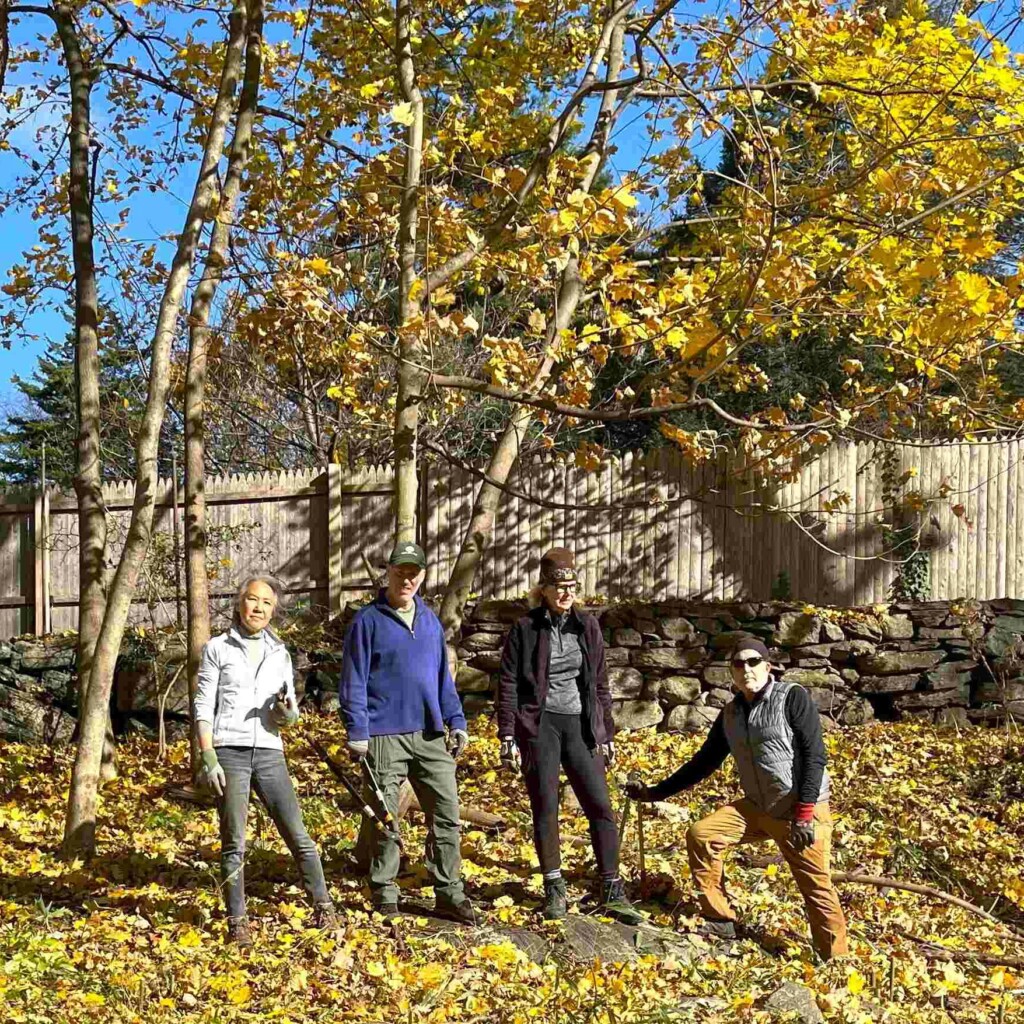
[731,655,765,669]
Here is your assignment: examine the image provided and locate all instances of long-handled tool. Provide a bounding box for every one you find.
[361,759,403,841]
[310,737,403,848]
[623,771,647,895]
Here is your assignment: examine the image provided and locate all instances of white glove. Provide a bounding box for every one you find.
[347,738,369,761]
[200,749,226,797]
[599,741,615,765]
[499,737,521,772]
[271,687,300,728]
[448,728,469,759]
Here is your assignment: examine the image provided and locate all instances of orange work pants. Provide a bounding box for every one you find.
[686,798,848,958]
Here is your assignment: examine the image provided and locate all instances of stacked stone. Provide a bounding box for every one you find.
[0,638,77,745]
[453,599,1024,732]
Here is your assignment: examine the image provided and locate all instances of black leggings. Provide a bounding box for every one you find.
[522,711,619,880]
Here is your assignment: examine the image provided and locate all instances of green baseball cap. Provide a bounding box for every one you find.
[388,541,427,569]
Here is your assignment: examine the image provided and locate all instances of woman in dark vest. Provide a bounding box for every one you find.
[497,547,641,922]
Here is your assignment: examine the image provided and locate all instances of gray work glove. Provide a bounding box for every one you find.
[499,737,520,772]
[599,741,615,765]
[447,728,469,759]
[271,686,300,728]
[200,749,226,798]
[347,738,369,762]
[790,818,816,852]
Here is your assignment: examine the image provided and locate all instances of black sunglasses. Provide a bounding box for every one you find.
[731,655,765,669]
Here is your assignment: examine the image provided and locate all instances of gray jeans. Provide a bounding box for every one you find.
[216,746,330,919]
[362,730,464,906]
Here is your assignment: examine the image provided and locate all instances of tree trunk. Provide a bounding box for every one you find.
[438,16,629,636]
[63,0,250,858]
[391,0,425,544]
[52,4,116,781]
[184,0,264,781]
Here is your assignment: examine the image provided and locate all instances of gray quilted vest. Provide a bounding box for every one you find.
[722,679,830,817]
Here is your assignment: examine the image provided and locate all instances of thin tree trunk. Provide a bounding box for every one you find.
[63,0,249,858]
[391,0,425,544]
[184,0,264,781]
[52,4,116,780]
[438,14,630,635]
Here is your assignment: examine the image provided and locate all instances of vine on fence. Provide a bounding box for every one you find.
[879,447,931,603]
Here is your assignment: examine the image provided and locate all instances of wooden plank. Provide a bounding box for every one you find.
[996,441,1009,599]
[1009,440,1020,599]
[327,464,345,616]
[957,443,971,599]
[967,443,980,598]
[1017,441,1024,597]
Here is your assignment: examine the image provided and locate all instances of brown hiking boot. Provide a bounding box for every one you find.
[312,902,339,930]
[227,916,253,948]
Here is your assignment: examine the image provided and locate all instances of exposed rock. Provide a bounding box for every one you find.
[829,640,876,663]
[985,616,1024,659]
[855,650,945,675]
[918,626,963,640]
[604,648,630,667]
[764,981,824,1024]
[635,619,659,638]
[837,697,875,726]
[781,668,839,687]
[821,620,846,643]
[664,703,718,734]
[794,644,834,659]
[774,612,821,647]
[879,614,914,639]
[613,628,643,648]
[659,617,695,641]
[456,665,493,694]
[735,603,760,621]
[13,640,76,671]
[895,689,966,710]
[845,618,882,641]
[612,699,663,731]
[0,684,75,745]
[793,657,831,669]
[857,674,921,694]
[710,629,766,651]
[473,600,528,624]
[840,668,860,686]
[703,664,733,687]
[923,660,977,691]
[116,664,191,715]
[695,617,722,635]
[704,686,733,708]
[935,707,970,728]
[318,691,340,714]
[658,676,702,707]
[805,687,847,714]
[630,647,704,671]
[470,651,503,673]
[608,667,645,700]
[460,631,504,653]
[974,680,1024,703]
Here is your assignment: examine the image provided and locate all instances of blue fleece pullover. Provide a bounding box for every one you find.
[339,592,466,741]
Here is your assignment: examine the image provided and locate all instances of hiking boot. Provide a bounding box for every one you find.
[373,901,401,924]
[312,902,339,930]
[227,916,253,948]
[598,878,645,925]
[434,896,477,925]
[697,918,737,940]
[542,877,567,921]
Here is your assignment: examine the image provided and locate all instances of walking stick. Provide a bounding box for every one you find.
[309,737,403,849]
[625,771,647,895]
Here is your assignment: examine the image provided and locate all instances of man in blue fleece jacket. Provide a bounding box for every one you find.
[339,541,474,923]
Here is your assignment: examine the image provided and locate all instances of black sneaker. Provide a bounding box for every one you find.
[434,896,477,925]
[598,878,645,925]
[373,902,401,923]
[542,878,567,921]
[697,918,737,940]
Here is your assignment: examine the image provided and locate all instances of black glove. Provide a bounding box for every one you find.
[790,818,816,852]
[624,781,654,802]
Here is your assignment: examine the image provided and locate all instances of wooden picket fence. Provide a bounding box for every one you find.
[0,439,1020,634]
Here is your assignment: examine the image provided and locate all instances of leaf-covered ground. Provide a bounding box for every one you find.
[1,717,1022,1023]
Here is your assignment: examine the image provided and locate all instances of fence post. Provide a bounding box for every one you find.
[32,488,45,636]
[328,463,344,617]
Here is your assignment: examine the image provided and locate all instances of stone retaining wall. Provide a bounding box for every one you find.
[450,599,1024,732]
[3,599,1022,746]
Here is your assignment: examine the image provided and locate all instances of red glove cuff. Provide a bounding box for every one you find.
[795,803,815,824]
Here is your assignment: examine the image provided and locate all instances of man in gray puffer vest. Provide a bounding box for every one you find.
[627,636,848,959]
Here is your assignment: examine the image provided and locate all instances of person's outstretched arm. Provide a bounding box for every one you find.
[633,713,730,800]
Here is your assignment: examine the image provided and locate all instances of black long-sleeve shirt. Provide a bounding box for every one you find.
[648,685,827,805]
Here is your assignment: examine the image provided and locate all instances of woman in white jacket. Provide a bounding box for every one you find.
[195,576,336,946]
